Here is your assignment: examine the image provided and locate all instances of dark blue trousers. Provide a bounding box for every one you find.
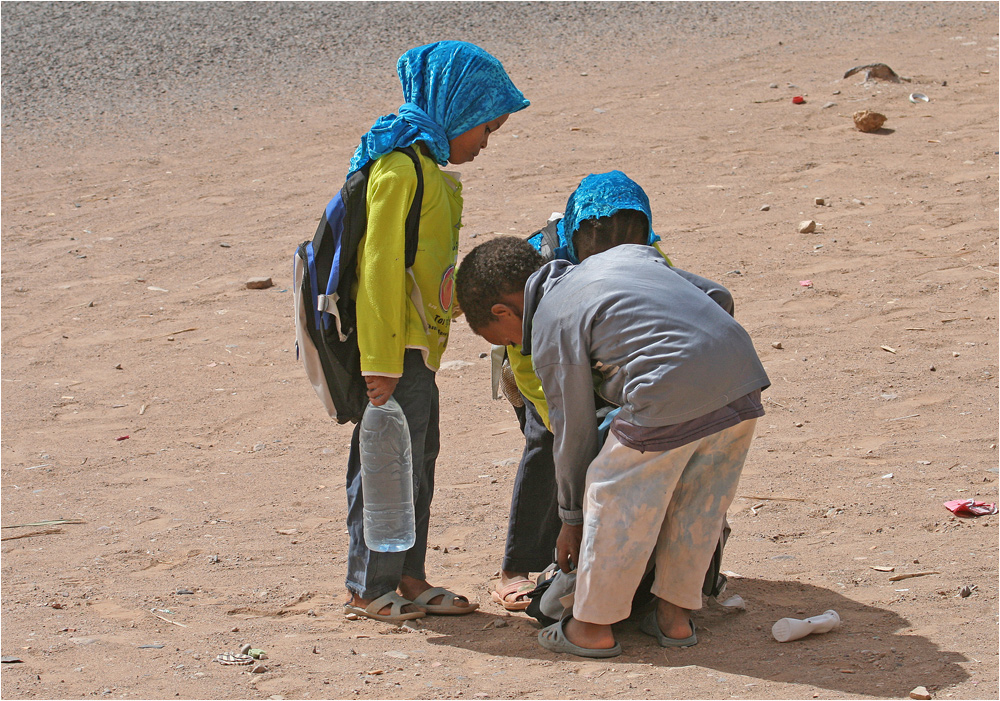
[502,396,561,573]
[345,350,439,599]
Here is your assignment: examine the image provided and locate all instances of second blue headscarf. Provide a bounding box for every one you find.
[349,41,530,174]
[532,170,660,263]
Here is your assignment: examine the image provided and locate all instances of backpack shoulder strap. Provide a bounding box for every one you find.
[395,145,424,268]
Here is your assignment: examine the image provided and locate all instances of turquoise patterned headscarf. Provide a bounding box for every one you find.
[552,170,660,263]
[349,41,530,174]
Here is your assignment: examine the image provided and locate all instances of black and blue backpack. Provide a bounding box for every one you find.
[293,146,424,424]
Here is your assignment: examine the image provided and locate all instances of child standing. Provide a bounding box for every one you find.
[457,237,769,656]
[342,41,529,623]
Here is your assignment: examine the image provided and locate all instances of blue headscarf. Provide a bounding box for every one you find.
[349,41,530,174]
[551,170,660,263]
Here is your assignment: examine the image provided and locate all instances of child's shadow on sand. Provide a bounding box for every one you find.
[420,577,968,698]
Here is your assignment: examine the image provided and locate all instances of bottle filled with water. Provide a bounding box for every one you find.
[359,397,415,552]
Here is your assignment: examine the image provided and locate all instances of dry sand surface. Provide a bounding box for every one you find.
[2,2,998,699]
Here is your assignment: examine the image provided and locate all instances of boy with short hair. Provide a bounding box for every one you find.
[457,237,769,657]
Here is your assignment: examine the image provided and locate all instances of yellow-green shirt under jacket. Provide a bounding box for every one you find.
[355,149,463,375]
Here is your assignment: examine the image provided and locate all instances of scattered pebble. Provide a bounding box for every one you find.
[771,342,783,349]
[814,197,825,206]
[910,686,931,700]
[246,277,273,290]
[250,663,268,674]
[798,220,817,234]
[759,204,771,211]
[853,110,887,133]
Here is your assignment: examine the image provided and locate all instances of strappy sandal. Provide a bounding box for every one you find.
[412,587,479,615]
[343,591,426,622]
[490,578,535,611]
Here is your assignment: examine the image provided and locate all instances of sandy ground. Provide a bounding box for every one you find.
[2,3,998,700]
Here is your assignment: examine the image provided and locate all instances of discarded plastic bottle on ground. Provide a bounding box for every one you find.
[359,397,415,552]
[771,609,840,642]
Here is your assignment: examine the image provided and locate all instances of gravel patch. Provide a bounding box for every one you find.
[2,1,994,135]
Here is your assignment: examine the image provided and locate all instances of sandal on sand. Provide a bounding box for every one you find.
[344,591,426,623]
[640,611,698,648]
[412,587,479,615]
[538,616,622,658]
[491,578,535,611]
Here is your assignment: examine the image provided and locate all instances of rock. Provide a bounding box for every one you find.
[814,197,825,206]
[250,664,267,674]
[246,277,273,290]
[771,342,783,349]
[844,63,903,83]
[823,101,836,109]
[759,204,771,211]
[909,686,931,700]
[798,220,817,234]
[853,110,887,133]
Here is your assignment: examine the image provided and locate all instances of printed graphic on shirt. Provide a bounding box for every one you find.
[439,264,455,311]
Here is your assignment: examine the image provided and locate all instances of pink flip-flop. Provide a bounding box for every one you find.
[491,578,535,611]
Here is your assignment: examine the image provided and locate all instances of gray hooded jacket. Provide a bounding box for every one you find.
[521,245,770,524]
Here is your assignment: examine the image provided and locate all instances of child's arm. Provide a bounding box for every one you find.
[532,358,600,527]
[355,156,420,377]
[670,267,735,316]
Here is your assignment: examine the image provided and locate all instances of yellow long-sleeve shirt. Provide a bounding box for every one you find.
[355,149,463,375]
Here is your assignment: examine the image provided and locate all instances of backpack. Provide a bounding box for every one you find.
[293,146,424,424]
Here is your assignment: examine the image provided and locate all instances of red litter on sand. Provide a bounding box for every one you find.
[116,435,130,441]
[792,96,805,104]
[799,280,813,287]
[944,499,998,517]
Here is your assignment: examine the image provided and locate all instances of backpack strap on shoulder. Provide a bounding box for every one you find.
[395,145,424,268]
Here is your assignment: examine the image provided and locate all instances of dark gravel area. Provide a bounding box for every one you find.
[2,1,995,134]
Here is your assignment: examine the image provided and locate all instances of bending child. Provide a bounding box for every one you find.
[342,41,529,623]
[492,171,692,612]
[457,236,769,657]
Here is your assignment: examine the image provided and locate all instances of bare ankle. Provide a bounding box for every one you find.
[501,570,529,584]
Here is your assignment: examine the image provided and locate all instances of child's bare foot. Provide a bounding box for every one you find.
[399,575,477,612]
[563,617,617,650]
[655,599,695,639]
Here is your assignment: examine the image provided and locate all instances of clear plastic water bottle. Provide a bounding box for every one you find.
[359,397,415,552]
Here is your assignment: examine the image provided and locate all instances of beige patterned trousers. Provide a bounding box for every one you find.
[574,419,756,624]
